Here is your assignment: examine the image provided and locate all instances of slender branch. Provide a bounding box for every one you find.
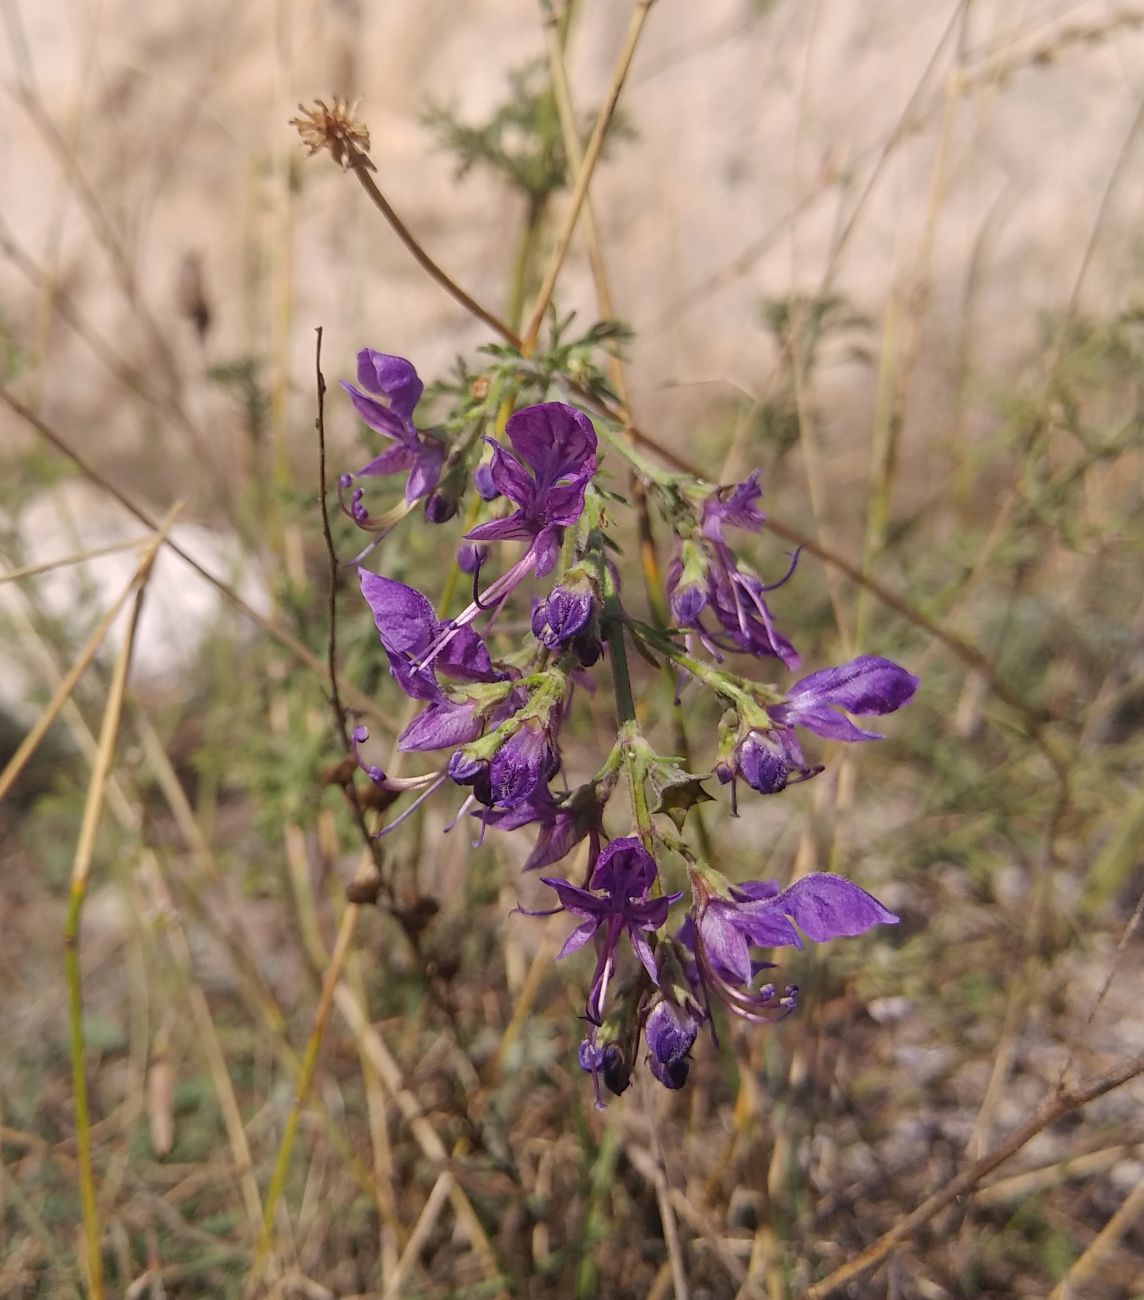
[522,0,658,350]
[348,160,521,347]
[806,1050,1144,1298]
[314,325,349,748]
[65,519,170,1299]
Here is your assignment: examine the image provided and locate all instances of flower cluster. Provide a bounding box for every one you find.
[342,349,919,1104]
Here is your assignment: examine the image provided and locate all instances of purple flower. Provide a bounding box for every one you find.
[769,655,919,739]
[668,471,801,669]
[542,837,682,1024]
[341,350,446,507]
[359,570,504,701]
[645,996,703,1090]
[728,655,919,795]
[465,403,597,579]
[687,872,898,1020]
[531,580,595,650]
[478,781,604,872]
[474,462,500,501]
[702,470,767,541]
[579,1029,631,1106]
[482,717,561,810]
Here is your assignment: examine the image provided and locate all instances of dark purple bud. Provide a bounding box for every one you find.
[601,1043,631,1096]
[645,998,700,1070]
[456,542,487,574]
[485,718,559,809]
[671,583,707,625]
[474,462,500,501]
[737,730,798,795]
[648,1054,690,1089]
[424,489,458,524]
[448,750,488,785]
[572,632,603,668]
[532,583,595,650]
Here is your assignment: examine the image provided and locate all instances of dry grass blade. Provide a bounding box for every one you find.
[63,516,171,1298]
[522,0,659,350]
[0,553,147,806]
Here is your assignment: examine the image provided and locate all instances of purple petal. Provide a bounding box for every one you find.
[356,443,415,479]
[505,403,597,490]
[555,917,600,960]
[541,479,593,529]
[389,659,445,703]
[627,928,659,983]
[465,513,533,544]
[770,872,899,942]
[531,527,561,579]
[729,880,781,903]
[697,905,754,985]
[540,877,608,921]
[341,381,416,446]
[474,462,500,501]
[702,470,766,541]
[404,440,445,504]
[355,350,423,419]
[398,699,482,751]
[590,836,657,898]
[523,812,583,872]
[729,906,803,950]
[358,571,437,656]
[436,625,500,682]
[787,656,919,718]
[485,438,537,507]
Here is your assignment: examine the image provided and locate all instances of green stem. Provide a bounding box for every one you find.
[506,198,545,335]
[65,885,103,1298]
[595,417,678,488]
[600,572,655,847]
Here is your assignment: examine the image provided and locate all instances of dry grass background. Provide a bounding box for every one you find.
[1,1,1144,1297]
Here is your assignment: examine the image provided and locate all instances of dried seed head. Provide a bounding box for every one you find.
[290,97,374,170]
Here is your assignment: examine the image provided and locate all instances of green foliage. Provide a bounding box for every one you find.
[422,60,632,208]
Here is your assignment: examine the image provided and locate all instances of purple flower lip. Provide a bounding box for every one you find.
[686,871,897,1021]
[541,836,682,1024]
[477,781,604,872]
[341,349,445,507]
[725,655,919,797]
[358,570,505,702]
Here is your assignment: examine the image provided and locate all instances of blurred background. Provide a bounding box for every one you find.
[2,1,1143,1296]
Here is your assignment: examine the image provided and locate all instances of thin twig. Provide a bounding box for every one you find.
[314,325,349,747]
[0,560,144,805]
[522,0,659,350]
[348,161,520,346]
[806,1050,1144,1297]
[64,518,170,1298]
